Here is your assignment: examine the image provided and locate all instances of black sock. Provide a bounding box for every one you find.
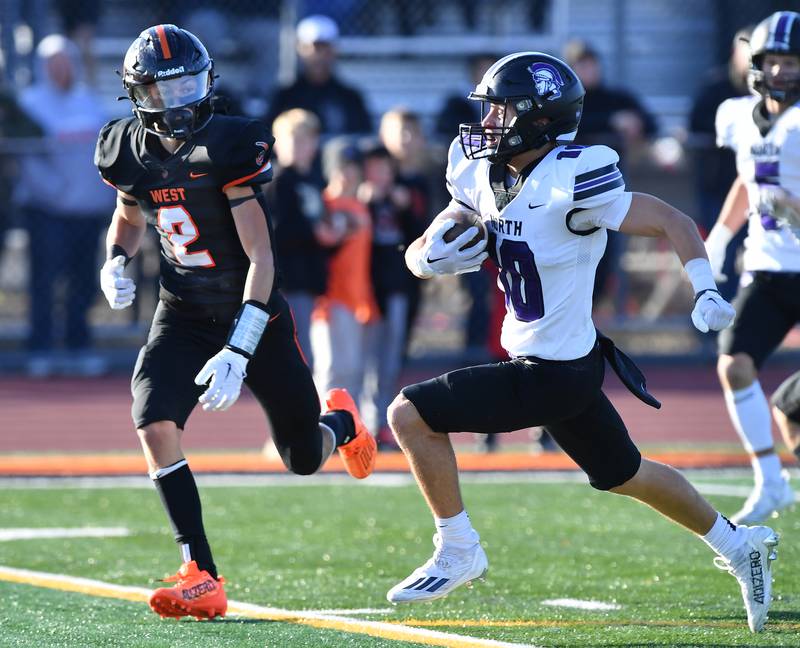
[152,463,218,580]
[320,410,356,447]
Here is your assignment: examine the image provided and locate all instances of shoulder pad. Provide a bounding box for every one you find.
[210,116,275,190]
[715,96,757,150]
[94,118,141,193]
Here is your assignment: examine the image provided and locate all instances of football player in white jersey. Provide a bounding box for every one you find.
[384,52,779,633]
[705,10,800,525]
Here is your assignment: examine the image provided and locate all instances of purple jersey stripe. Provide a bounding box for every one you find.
[574,170,622,192]
[574,176,625,201]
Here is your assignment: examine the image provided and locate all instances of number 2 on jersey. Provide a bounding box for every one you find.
[156,206,216,267]
[497,239,544,322]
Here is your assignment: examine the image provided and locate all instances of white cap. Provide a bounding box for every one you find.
[296,14,339,45]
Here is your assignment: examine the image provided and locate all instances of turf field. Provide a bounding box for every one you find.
[0,473,798,647]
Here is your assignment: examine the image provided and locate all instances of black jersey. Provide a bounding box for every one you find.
[95,114,276,306]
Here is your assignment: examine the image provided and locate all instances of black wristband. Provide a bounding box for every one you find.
[109,244,132,267]
[119,196,137,206]
[694,288,720,303]
[228,193,259,208]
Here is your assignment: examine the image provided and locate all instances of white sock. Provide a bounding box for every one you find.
[435,510,479,547]
[753,453,783,488]
[701,512,745,558]
[724,381,776,459]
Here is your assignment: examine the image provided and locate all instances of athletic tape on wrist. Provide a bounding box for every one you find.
[684,257,717,294]
[226,301,269,357]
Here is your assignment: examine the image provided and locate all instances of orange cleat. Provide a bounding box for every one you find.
[325,388,377,479]
[149,561,227,620]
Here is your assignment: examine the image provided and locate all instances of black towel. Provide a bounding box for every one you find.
[596,330,661,410]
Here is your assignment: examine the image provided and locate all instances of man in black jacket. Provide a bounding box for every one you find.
[264,15,371,138]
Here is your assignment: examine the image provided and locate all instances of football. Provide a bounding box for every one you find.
[441,211,487,250]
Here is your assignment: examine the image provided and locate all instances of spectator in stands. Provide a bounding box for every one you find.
[264,15,372,138]
[379,107,440,351]
[564,39,657,149]
[53,0,102,85]
[563,39,658,310]
[265,109,328,369]
[435,53,496,142]
[358,142,420,448]
[311,138,379,403]
[688,26,752,301]
[0,88,42,255]
[15,34,113,376]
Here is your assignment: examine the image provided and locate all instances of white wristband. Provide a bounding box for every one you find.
[705,223,734,250]
[684,258,718,294]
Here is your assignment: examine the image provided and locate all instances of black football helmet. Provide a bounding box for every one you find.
[460,52,584,162]
[748,11,800,103]
[122,24,214,139]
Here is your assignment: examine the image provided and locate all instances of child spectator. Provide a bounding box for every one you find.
[265,108,328,369]
[358,142,423,448]
[310,138,379,403]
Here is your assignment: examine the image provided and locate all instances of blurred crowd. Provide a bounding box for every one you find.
[0,7,762,445]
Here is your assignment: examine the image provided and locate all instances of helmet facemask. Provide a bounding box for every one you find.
[460,95,556,163]
[128,68,214,139]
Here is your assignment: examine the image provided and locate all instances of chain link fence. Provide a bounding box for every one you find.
[1,0,799,374]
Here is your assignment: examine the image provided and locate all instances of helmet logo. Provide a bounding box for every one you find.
[527,63,564,100]
[157,66,185,78]
[255,141,270,166]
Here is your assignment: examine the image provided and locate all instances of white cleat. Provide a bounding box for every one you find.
[713,525,779,632]
[387,533,488,604]
[731,471,795,525]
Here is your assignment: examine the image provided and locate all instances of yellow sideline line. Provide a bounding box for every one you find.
[0,566,539,648]
[392,617,800,631]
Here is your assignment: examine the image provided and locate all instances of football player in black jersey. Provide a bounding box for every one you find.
[95,25,376,620]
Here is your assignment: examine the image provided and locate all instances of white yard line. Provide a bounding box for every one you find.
[0,527,130,541]
[541,598,621,611]
[0,565,541,648]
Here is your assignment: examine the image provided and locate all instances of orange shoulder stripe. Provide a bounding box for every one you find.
[222,161,271,191]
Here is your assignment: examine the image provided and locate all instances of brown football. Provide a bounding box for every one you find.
[442,212,486,250]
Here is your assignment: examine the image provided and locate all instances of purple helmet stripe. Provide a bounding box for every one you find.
[774,13,790,49]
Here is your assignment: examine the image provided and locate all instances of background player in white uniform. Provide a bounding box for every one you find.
[705,10,800,525]
[384,52,779,633]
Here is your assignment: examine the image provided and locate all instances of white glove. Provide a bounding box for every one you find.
[413,218,488,277]
[691,290,736,333]
[194,348,249,412]
[100,255,136,309]
[704,224,733,282]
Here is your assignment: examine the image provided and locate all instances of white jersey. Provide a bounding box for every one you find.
[446,138,632,361]
[716,95,800,271]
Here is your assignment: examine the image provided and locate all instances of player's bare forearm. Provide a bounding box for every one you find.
[242,259,274,304]
[619,193,707,265]
[106,192,146,257]
[228,185,275,305]
[715,176,749,234]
